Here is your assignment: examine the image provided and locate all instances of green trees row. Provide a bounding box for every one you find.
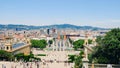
[74,51,84,68]
[0,50,40,62]
[73,39,84,50]
[68,51,84,68]
[73,39,92,50]
[68,38,92,67]
[90,28,120,64]
[15,53,40,62]
[0,50,14,61]
[31,39,47,49]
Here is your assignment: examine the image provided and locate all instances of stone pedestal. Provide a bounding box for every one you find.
[82,58,89,68]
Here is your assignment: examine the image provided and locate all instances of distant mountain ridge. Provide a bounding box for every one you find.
[0,24,107,30]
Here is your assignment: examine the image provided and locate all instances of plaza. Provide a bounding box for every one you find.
[0,61,74,68]
[0,49,77,68]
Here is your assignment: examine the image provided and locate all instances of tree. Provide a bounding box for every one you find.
[73,39,84,50]
[48,40,53,45]
[0,50,14,61]
[31,39,47,49]
[15,53,24,61]
[74,50,84,68]
[91,28,120,64]
[88,39,92,44]
[68,55,76,63]
[15,52,40,62]
[67,51,84,68]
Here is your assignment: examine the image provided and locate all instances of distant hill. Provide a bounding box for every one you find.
[0,24,108,30]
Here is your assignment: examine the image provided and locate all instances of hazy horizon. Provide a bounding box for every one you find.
[0,23,114,29]
[0,0,120,28]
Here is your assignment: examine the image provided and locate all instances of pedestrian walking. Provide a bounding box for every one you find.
[107,64,112,68]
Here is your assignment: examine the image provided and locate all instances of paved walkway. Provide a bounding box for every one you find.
[0,61,74,68]
[0,49,78,68]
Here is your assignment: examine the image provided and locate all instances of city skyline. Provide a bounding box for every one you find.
[0,0,120,28]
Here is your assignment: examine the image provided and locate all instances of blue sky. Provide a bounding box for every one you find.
[0,0,120,28]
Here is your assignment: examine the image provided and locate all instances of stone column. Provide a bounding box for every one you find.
[82,48,89,68]
[59,40,61,51]
[63,40,65,51]
[82,45,89,68]
[53,40,55,51]
[82,58,89,68]
[91,61,94,68]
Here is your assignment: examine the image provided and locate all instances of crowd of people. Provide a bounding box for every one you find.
[0,61,74,68]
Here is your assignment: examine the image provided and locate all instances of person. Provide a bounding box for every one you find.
[4,65,6,68]
[15,65,17,68]
[2,64,4,68]
[30,62,32,68]
[82,66,85,68]
[30,65,32,68]
[37,63,39,68]
[2,64,6,68]
[27,63,29,67]
[23,63,26,68]
[11,65,14,68]
[107,64,112,68]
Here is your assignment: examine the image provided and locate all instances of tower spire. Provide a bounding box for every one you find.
[63,32,67,40]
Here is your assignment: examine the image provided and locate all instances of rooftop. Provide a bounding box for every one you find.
[12,42,26,49]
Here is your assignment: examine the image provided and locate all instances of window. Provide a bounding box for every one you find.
[6,46,9,50]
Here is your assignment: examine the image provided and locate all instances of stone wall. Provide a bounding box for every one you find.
[88,64,120,68]
[12,44,31,55]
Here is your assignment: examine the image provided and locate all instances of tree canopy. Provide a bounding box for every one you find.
[68,50,84,68]
[73,39,84,50]
[91,28,120,64]
[0,50,14,61]
[15,52,40,62]
[88,39,92,44]
[31,39,47,49]
[74,50,84,68]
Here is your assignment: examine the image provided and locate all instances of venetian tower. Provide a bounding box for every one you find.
[82,32,89,68]
[84,33,89,59]
[52,31,72,51]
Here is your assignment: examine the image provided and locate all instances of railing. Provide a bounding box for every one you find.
[88,64,120,68]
